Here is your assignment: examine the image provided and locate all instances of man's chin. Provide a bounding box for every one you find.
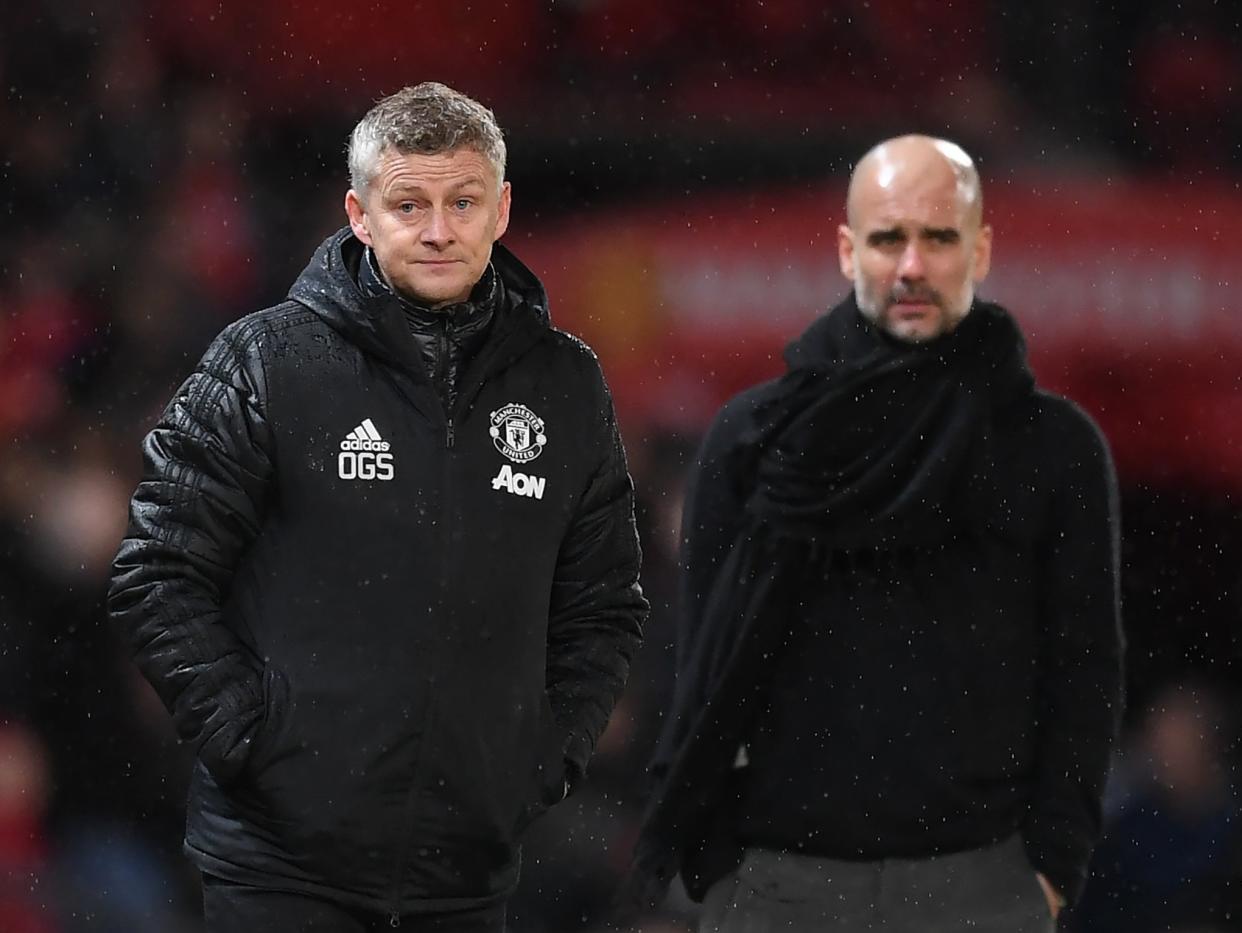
[878,302,968,344]
[883,317,944,344]
[394,278,471,309]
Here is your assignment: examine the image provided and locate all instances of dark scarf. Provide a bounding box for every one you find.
[746,293,1034,543]
[625,294,1034,908]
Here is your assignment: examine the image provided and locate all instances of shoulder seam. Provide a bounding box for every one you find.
[546,326,600,361]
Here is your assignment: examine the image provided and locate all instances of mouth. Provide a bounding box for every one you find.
[890,300,938,317]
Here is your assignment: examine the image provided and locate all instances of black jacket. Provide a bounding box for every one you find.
[108,229,648,916]
[630,297,1122,908]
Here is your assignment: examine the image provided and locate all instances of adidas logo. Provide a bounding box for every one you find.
[338,418,395,481]
[340,418,391,452]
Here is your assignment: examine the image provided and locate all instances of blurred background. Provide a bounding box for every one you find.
[2,0,1240,930]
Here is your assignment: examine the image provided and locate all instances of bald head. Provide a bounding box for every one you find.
[837,135,992,343]
[846,135,983,231]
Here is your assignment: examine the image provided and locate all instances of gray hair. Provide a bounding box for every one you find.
[347,82,507,194]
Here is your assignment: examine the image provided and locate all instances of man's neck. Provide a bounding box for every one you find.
[364,246,492,313]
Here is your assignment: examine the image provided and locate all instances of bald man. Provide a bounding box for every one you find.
[625,136,1123,932]
[839,135,990,344]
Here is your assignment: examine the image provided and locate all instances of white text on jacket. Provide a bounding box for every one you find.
[491,464,546,499]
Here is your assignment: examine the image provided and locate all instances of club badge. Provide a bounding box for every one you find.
[489,403,547,464]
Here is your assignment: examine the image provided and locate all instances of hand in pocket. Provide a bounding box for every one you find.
[1035,872,1064,919]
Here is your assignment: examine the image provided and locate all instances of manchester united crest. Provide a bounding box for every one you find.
[489,403,547,464]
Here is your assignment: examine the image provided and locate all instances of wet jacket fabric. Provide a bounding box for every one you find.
[108,229,648,916]
[628,296,1122,909]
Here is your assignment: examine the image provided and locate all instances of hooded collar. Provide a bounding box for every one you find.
[287,227,550,376]
[357,245,500,326]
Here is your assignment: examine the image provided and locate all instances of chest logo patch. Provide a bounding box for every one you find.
[338,417,394,481]
[489,403,546,464]
[492,464,546,500]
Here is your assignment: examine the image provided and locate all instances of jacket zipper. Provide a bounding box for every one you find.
[388,408,457,920]
[437,317,454,449]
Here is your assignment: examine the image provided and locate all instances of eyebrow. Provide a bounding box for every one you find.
[866,225,961,244]
[386,182,487,205]
[391,177,487,191]
[867,227,904,243]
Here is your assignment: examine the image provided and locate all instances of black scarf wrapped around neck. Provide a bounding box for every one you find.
[625,294,1035,907]
[745,293,1034,545]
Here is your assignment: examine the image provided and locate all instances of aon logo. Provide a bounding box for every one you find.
[338,451,394,481]
[491,464,546,500]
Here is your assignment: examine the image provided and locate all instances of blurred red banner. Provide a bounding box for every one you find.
[515,179,1239,492]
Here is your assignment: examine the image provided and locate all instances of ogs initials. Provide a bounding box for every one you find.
[339,451,394,481]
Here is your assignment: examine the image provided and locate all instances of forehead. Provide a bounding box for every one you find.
[371,147,497,192]
[852,163,969,231]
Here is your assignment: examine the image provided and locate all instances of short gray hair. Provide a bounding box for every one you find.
[347,82,507,194]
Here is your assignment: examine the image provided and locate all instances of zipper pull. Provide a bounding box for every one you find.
[446,419,455,449]
[390,910,401,928]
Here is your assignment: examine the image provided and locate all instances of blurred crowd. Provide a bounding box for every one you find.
[3,1,1242,930]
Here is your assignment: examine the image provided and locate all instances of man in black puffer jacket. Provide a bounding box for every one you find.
[109,82,648,931]
[625,136,1123,932]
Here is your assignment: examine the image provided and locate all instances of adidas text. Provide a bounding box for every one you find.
[340,438,390,452]
[491,464,546,500]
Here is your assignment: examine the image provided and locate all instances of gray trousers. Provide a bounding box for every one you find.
[699,836,1054,932]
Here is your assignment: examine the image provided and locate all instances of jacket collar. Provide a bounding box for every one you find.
[287,228,550,376]
[357,246,501,327]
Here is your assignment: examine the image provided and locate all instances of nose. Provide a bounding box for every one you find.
[420,208,455,247]
[898,242,925,279]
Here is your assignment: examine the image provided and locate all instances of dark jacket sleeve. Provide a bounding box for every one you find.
[646,389,756,779]
[107,321,275,785]
[675,398,752,682]
[620,390,758,915]
[546,369,648,782]
[1023,401,1125,904]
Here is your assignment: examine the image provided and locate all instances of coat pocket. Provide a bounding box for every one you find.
[245,666,292,777]
[514,695,568,834]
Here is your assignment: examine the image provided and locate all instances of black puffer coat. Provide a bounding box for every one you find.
[108,229,648,916]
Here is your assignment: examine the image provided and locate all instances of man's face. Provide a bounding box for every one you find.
[345,147,510,308]
[837,165,991,343]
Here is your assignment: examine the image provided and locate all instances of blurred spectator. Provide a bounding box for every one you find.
[1070,679,1242,932]
[1129,0,1241,175]
[0,430,199,930]
[0,721,57,933]
[0,237,99,439]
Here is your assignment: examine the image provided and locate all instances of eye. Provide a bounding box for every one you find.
[454,198,473,210]
[868,231,904,247]
[398,202,415,214]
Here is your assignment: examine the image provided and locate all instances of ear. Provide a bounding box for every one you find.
[345,189,373,246]
[972,223,993,283]
[837,223,857,281]
[492,181,512,241]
